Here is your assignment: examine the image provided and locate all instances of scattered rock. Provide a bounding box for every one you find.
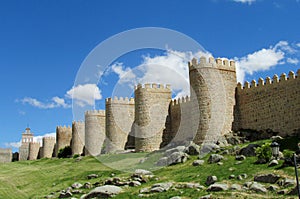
[83,182,92,189]
[217,162,223,166]
[72,189,82,194]
[278,178,295,187]
[139,187,150,194]
[75,156,83,162]
[59,191,72,198]
[255,158,267,164]
[229,175,235,179]
[271,135,283,141]
[207,183,228,192]
[250,182,267,193]
[267,185,279,191]
[156,157,168,166]
[239,144,260,157]
[230,184,242,191]
[235,155,246,161]
[206,176,218,186]
[237,174,248,180]
[185,142,200,155]
[254,173,280,184]
[71,182,83,189]
[81,185,122,199]
[44,195,55,199]
[169,152,189,165]
[243,182,253,188]
[208,154,224,164]
[287,186,298,195]
[192,160,204,166]
[164,146,186,156]
[87,174,99,179]
[268,159,279,167]
[134,169,153,176]
[150,182,173,193]
[221,150,229,155]
[201,144,220,154]
[129,181,141,187]
[198,194,212,199]
[277,189,288,195]
[235,161,243,165]
[170,196,181,199]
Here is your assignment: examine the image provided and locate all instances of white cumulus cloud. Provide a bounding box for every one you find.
[234,41,289,83]
[111,49,212,99]
[233,0,256,4]
[287,57,299,65]
[20,97,70,109]
[66,84,102,107]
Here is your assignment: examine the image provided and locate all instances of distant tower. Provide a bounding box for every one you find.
[55,126,72,156]
[19,127,34,161]
[134,83,172,152]
[188,57,236,144]
[85,110,106,156]
[71,121,85,156]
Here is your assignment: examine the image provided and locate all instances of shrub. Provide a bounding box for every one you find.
[57,146,72,158]
[73,154,80,159]
[283,149,294,159]
[255,142,272,162]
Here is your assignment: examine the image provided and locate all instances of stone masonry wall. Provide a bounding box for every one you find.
[234,70,300,136]
[55,126,72,156]
[134,83,172,152]
[28,142,40,160]
[19,143,30,161]
[0,148,12,163]
[41,137,56,158]
[71,121,85,156]
[188,57,236,144]
[105,97,135,153]
[85,110,106,156]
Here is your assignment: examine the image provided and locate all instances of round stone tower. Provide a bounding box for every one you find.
[188,56,236,144]
[41,137,56,158]
[85,110,106,156]
[134,83,172,152]
[55,125,72,156]
[28,142,40,160]
[105,97,135,153]
[71,121,85,156]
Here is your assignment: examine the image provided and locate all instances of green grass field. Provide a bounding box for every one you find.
[0,144,297,199]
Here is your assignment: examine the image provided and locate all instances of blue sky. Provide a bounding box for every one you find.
[1,0,300,150]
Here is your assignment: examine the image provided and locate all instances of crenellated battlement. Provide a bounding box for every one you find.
[85,110,106,116]
[106,96,135,104]
[56,125,71,131]
[237,70,299,90]
[170,96,191,106]
[134,83,171,91]
[72,121,84,125]
[188,56,236,71]
[43,136,56,141]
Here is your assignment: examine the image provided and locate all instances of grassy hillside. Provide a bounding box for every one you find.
[0,143,297,199]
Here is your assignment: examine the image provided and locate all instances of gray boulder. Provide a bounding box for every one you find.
[201,144,220,154]
[59,191,72,198]
[164,146,186,156]
[192,160,204,166]
[208,154,224,164]
[199,194,212,199]
[87,174,99,179]
[235,155,246,161]
[80,185,122,199]
[254,173,280,184]
[134,169,153,176]
[205,176,218,186]
[150,182,173,193]
[278,178,295,187]
[230,184,242,191]
[250,182,267,193]
[169,152,189,165]
[207,183,228,192]
[156,157,168,166]
[268,159,279,167]
[185,142,200,155]
[239,144,260,157]
[71,182,83,189]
